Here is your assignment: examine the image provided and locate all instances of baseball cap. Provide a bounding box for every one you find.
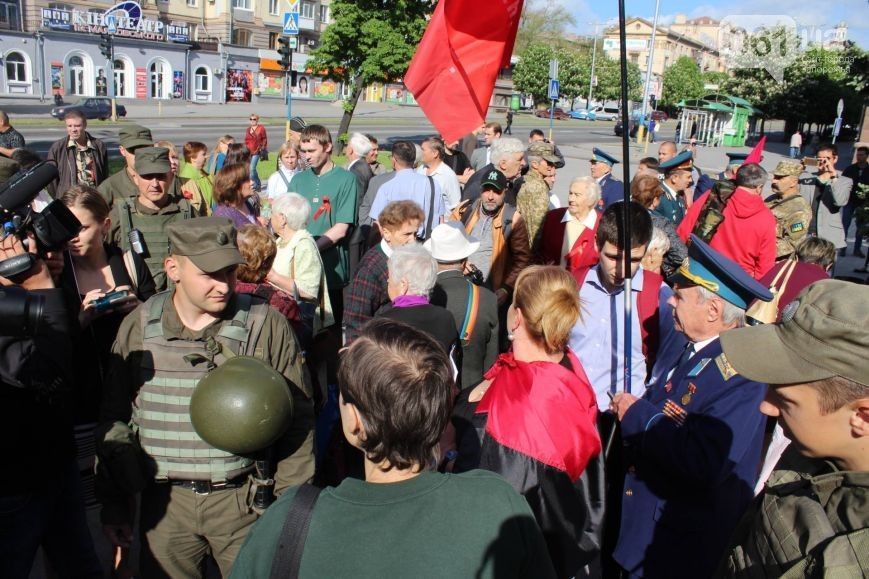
[720,280,869,386]
[119,124,153,150]
[480,169,508,192]
[167,217,245,274]
[424,222,480,262]
[772,160,803,177]
[527,142,560,164]
[134,147,171,176]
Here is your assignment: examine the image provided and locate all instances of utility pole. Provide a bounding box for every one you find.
[99,33,117,121]
[277,37,294,141]
[586,23,598,111]
[638,0,661,143]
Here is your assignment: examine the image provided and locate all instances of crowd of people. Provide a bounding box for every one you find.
[0,107,867,579]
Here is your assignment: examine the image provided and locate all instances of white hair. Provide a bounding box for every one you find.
[696,286,746,328]
[569,176,602,209]
[271,192,310,231]
[348,132,372,157]
[388,244,437,296]
[489,137,525,165]
[414,143,424,168]
[648,226,670,255]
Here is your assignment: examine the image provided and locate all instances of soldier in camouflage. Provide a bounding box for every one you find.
[765,160,812,260]
[516,141,558,250]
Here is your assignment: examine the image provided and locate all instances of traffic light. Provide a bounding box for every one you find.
[277,37,291,71]
[649,94,657,110]
[99,34,113,60]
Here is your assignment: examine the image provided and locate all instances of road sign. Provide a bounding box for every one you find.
[287,0,300,13]
[289,36,298,49]
[832,117,843,137]
[105,14,117,34]
[549,79,560,101]
[549,59,559,80]
[836,98,844,117]
[282,12,299,35]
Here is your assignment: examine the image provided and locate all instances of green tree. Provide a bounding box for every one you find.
[701,70,729,89]
[515,0,577,54]
[593,54,642,104]
[558,50,591,110]
[661,56,705,107]
[306,0,430,139]
[513,42,555,105]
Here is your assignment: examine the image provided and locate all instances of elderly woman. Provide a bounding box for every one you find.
[234,224,301,333]
[230,319,556,578]
[452,265,601,578]
[344,200,425,345]
[539,176,601,274]
[178,141,214,216]
[269,193,333,347]
[377,244,457,355]
[212,162,261,229]
[631,174,688,279]
[641,227,671,275]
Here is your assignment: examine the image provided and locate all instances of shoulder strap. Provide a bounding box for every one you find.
[143,292,172,339]
[425,175,435,240]
[279,169,291,188]
[637,270,663,378]
[268,484,323,579]
[460,280,480,346]
[122,250,139,293]
[120,199,135,243]
[217,293,253,344]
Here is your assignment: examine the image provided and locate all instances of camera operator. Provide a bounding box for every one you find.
[0,232,102,577]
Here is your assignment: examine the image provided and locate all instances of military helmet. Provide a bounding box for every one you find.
[190,356,294,455]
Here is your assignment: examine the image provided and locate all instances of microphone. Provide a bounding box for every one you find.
[0,163,59,215]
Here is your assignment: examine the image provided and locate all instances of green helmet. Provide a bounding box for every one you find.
[190,356,294,455]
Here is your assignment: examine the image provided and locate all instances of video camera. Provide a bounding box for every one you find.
[0,162,80,336]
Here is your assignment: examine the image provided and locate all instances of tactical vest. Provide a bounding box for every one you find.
[119,199,193,291]
[132,292,269,482]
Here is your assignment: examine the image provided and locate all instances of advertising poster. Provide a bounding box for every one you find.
[226,69,252,103]
[50,62,64,95]
[258,72,283,98]
[135,67,147,99]
[292,75,310,98]
[96,69,108,96]
[173,71,184,99]
[385,84,404,104]
[312,78,337,100]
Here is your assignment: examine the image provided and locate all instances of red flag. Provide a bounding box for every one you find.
[742,136,766,166]
[404,0,525,143]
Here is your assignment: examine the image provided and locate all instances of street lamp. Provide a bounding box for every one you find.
[586,22,599,111]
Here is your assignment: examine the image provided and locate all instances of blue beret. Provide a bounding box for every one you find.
[591,147,619,166]
[672,235,773,309]
[659,150,693,172]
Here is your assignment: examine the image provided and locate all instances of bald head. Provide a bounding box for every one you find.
[657,141,677,164]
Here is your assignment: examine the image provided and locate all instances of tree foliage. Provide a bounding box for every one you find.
[593,54,642,103]
[513,43,556,104]
[515,0,577,55]
[307,0,431,137]
[661,56,705,107]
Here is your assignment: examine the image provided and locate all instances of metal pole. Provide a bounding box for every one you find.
[586,23,598,111]
[549,98,555,141]
[605,0,634,461]
[285,49,293,142]
[639,0,661,137]
[35,32,45,103]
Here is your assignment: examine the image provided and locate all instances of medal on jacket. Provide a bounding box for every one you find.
[681,383,697,406]
[664,381,673,393]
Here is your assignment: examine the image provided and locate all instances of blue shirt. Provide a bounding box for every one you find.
[568,266,678,410]
[369,168,446,237]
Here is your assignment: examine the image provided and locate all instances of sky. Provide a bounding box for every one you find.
[562,0,869,49]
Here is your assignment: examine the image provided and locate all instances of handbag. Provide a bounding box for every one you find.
[746,258,798,324]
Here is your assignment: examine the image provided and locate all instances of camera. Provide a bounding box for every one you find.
[92,289,130,312]
[0,285,44,336]
[465,264,484,286]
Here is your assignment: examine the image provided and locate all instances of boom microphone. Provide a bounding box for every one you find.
[0,163,59,215]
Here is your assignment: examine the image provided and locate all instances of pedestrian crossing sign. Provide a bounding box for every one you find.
[283,12,299,35]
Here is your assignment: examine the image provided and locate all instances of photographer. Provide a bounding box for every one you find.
[0,232,102,577]
[800,144,852,254]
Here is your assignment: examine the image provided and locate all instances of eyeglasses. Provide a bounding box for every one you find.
[249,118,258,121]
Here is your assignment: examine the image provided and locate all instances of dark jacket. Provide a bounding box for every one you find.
[377,302,458,356]
[431,270,499,389]
[348,159,374,200]
[46,132,108,197]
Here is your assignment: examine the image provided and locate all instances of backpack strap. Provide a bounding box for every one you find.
[268,484,323,579]
[278,169,291,189]
[460,280,480,347]
[143,292,172,339]
[122,250,139,294]
[216,293,252,343]
[424,175,435,240]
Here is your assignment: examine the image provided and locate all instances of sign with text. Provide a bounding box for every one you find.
[41,2,190,42]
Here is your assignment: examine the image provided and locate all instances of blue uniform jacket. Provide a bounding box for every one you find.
[600,173,626,209]
[613,338,767,578]
[656,185,686,224]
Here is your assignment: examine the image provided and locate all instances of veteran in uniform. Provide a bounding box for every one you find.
[516,140,559,249]
[766,160,812,260]
[591,147,625,209]
[657,150,693,225]
[95,217,315,578]
[610,235,773,579]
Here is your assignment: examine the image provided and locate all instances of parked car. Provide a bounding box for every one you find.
[614,119,638,138]
[535,107,571,120]
[51,98,127,121]
[595,107,620,121]
[569,109,597,121]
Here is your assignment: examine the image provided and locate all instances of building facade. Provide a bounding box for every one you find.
[0,0,335,102]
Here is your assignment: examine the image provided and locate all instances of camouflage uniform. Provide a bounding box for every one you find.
[517,141,559,249]
[766,194,812,259]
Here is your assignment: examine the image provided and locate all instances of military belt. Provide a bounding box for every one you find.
[168,476,247,495]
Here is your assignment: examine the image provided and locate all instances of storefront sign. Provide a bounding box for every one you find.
[41,2,190,42]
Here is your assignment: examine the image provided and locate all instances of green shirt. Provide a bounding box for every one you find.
[289,166,358,288]
[230,470,556,579]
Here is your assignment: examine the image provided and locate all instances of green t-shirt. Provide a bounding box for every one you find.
[289,166,358,288]
[230,470,556,579]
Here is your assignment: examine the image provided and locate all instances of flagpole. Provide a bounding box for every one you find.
[605,0,634,460]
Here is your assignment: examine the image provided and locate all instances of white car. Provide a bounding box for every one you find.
[594,107,620,121]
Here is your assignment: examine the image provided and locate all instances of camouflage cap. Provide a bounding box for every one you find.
[119,124,153,150]
[167,217,245,274]
[772,160,803,177]
[134,147,171,176]
[527,141,560,164]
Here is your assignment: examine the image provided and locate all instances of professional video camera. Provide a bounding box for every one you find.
[0,162,80,336]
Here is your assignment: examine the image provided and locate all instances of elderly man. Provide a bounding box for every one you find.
[345,132,374,196]
[109,147,195,291]
[679,163,777,279]
[527,129,565,168]
[470,122,502,170]
[455,169,529,308]
[765,160,813,260]
[539,176,602,274]
[592,148,625,209]
[461,137,526,205]
[719,279,869,577]
[718,152,748,181]
[610,235,773,579]
[418,136,461,211]
[516,141,559,248]
[47,110,108,196]
[98,124,164,207]
[0,110,25,158]
[426,223,499,389]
